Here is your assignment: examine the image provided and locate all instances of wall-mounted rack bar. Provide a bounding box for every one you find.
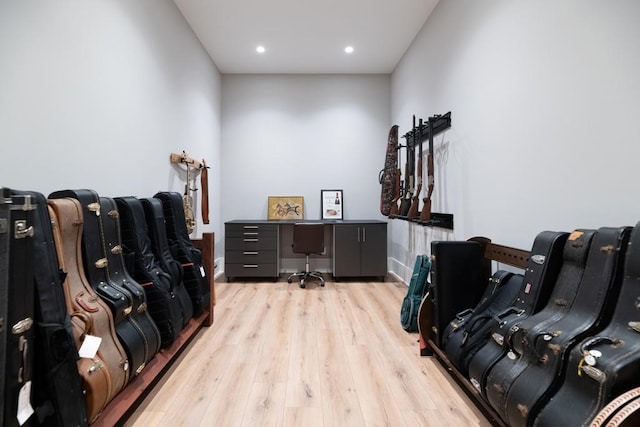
[402,111,452,149]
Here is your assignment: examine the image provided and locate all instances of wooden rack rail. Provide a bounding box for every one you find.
[423,237,640,426]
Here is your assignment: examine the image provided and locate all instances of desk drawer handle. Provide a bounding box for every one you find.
[243,264,258,268]
[243,251,258,255]
[244,238,258,242]
[243,232,259,236]
[243,226,259,229]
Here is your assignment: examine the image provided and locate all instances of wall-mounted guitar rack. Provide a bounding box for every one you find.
[391,111,453,229]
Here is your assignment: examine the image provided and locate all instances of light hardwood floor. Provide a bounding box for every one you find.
[123,278,492,427]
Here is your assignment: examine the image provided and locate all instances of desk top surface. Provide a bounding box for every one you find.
[226,219,387,225]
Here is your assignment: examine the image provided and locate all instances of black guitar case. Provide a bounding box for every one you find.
[500,226,630,427]
[442,270,524,377]
[484,229,596,423]
[115,196,188,348]
[467,231,569,400]
[153,192,210,315]
[534,223,640,427]
[1,189,36,427]
[12,190,88,427]
[140,197,193,327]
[429,240,490,348]
[0,190,8,426]
[98,196,161,365]
[48,189,160,379]
[485,227,630,427]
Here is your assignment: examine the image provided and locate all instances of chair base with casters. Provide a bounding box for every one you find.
[287,256,325,288]
[287,222,326,288]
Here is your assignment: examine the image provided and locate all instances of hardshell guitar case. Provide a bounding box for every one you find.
[97,196,161,368]
[48,197,129,423]
[0,191,8,426]
[484,229,596,422]
[1,189,36,427]
[139,197,193,327]
[154,192,210,315]
[442,270,524,377]
[11,190,88,427]
[534,223,640,427]
[115,196,189,348]
[500,227,630,427]
[467,230,569,399]
[48,190,160,379]
[485,227,631,427]
[429,240,490,348]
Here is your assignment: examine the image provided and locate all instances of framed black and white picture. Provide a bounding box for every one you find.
[321,189,343,220]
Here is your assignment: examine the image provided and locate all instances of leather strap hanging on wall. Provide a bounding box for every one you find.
[200,159,210,224]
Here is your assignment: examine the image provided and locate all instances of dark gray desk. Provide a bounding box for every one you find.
[224,219,387,281]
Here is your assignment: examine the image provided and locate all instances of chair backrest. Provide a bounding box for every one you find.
[292,223,325,255]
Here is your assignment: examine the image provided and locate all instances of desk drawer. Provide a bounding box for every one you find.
[225,250,277,264]
[226,236,277,251]
[225,263,278,278]
[226,223,278,238]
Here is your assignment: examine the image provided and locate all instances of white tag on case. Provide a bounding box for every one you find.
[17,381,34,425]
[78,334,102,359]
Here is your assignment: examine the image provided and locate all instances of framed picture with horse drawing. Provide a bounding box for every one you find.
[267,196,304,220]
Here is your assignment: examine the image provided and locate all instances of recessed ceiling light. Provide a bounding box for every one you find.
[256,45,266,53]
[344,46,354,54]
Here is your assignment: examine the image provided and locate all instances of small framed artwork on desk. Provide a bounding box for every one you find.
[321,189,343,220]
[267,196,304,220]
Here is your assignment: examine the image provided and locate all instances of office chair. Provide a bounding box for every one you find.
[287,223,325,288]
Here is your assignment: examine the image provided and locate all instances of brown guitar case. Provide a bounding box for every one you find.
[48,198,129,423]
[48,189,160,378]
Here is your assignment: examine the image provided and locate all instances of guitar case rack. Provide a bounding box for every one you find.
[91,232,215,426]
[421,235,640,427]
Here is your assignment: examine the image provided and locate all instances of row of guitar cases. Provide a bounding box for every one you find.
[1,188,210,426]
[421,224,640,427]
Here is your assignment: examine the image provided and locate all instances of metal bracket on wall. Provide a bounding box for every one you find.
[402,111,452,149]
[415,212,453,230]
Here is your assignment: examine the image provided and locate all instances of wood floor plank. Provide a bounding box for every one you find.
[122,278,491,427]
[241,382,287,427]
[317,327,366,427]
[285,289,322,408]
[200,362,258,426]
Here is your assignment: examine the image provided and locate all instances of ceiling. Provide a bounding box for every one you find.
[173,0,439,74]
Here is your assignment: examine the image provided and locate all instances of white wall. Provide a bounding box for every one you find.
[389,0,640,282]
[221,74,390,270]
[0,1,223,271]
[220,74,390,220]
